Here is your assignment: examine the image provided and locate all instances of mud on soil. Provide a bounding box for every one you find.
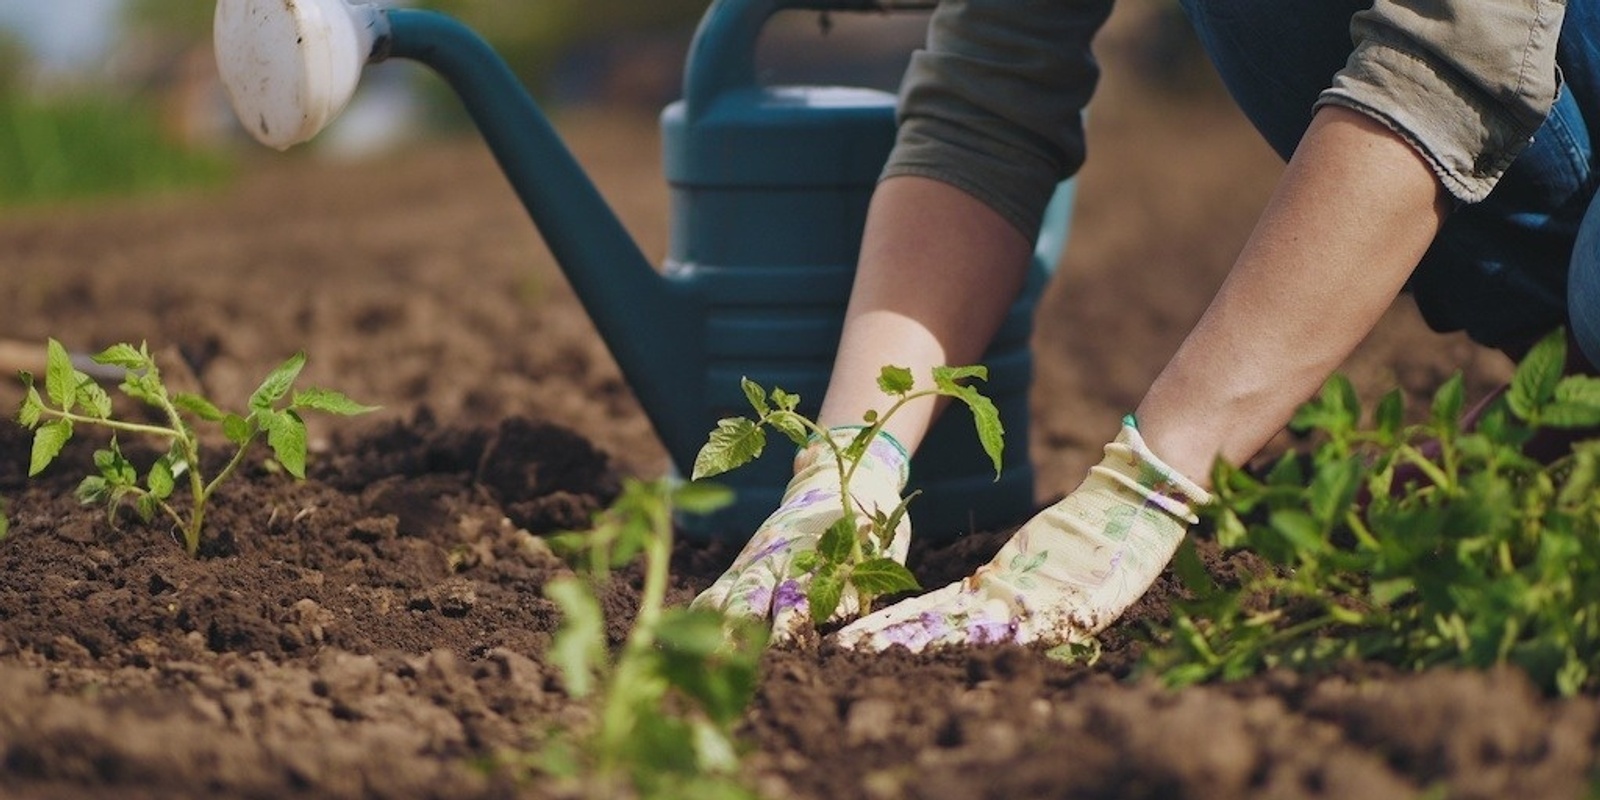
[1,6,1597,798]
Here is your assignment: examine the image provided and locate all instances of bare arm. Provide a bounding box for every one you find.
[1136,105,1450,483]
[818,175,1034,452]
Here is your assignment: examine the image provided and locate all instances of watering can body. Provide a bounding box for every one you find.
[659,0,1073,537]
[213,0,1074,540]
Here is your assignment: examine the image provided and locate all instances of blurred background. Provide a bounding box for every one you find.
[0,0,1209,207]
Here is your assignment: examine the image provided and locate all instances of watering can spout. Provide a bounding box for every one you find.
[214,0,700,461]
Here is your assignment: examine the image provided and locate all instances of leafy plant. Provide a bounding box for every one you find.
[691,364,1004,625]
[16,339,376,555]
[536,478,766,799]
[1147,328,1600,695]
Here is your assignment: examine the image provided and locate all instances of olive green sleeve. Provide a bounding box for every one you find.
[1317,0,1565,204]
[883,0,1116,244]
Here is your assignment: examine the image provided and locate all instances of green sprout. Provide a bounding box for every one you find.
[691,364,1004,625]
[16,339,377,555]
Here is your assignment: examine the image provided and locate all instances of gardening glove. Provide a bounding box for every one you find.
[835,416,1210,653]
[690,426,911,644]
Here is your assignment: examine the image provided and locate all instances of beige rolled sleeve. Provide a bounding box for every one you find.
[883,0,1115,243]
[1317,0,1567,204]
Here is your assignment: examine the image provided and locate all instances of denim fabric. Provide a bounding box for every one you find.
[1183,0,1600,365]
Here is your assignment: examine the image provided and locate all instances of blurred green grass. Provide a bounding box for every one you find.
[0,90,231,208]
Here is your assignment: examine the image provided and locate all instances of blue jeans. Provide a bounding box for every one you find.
[1180,0,1600,367]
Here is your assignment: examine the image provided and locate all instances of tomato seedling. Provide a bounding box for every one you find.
[691,364,1004,625]
[16,339,377,555]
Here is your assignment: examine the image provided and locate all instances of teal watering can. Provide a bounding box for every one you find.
[213,0,1075,540]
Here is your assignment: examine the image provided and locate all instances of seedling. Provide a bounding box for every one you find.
[691,365,1003,625]
[537,478,766,799]
[16,339,376,555]
[1148,328,1600,696]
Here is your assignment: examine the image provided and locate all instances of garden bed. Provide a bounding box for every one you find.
[1,18,1595,796]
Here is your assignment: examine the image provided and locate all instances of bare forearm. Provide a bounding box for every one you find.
[1137,105,1451,484]
[819,176,1033,451]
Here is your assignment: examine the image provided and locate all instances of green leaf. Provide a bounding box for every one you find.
[1171,537,1217,598]
[222,414,253,444]
[766,410,810,447]
[29,419,72,476]
[17,383,43,428]
[877,365,914,396]
[44,339,75,411]
[1268,509,1326,556]
[135,493,160,523]
[249,351,307,411]
[817,516,855,565]
[91,342,148,369]
[1430,373,1465,432]
[807,567,845,624]
[1540,401,1600,428]
[692,418,765,481]
[544,577,606,698]
[74,378,113,420]
[75,475,109,505]
[932,364,988,387]
[291,387,380,416]
[770,387,800,412]
[1374,389,1403,443]
[265,410,309,479]
[932,370,1003,477]
[147,456,176,500]
[0,505,8,542]
[1508,329,1565,419]
[741,377,767,414]
[673,481,735,516]
[850,558,920,595]
[173,392,226,422]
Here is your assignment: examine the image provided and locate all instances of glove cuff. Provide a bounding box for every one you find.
[1098,415,1212,523]
[795,425,911,490]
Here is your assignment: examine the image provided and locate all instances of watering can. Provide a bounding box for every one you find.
[212,0,1075,540]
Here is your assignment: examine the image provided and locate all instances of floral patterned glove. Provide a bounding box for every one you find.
[834,416,1209,653]
[690,426,911,643]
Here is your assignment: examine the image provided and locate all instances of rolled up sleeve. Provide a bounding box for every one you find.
[1317,0,1566,204]
[883,0,1115,243]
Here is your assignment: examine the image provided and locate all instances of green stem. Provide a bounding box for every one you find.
[597,492,673,771]
[43,408,178,440]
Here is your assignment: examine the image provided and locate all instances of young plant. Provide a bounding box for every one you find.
[537,478,767,799]
[690,364,1004,625]
[1147,328,1600,696]
[16,339,376,555]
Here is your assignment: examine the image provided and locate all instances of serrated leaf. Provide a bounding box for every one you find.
[265,410,309,479]
[17,384,43,428]
[770,387,800,412]
[807,567,845,624]
[817,516,855,565]
[692,418,765,480]
[120,372,164,406]
[1171,537,1217,598]
[44,339,74,410]
[767,410,810,447]
[1508,329,1565,419]
[92,342,148,369]
[173,392,226,422]
[250,351,306,411]
[29,419,72,476]
[544,577,606,698]
[932,364,988,388]
[147,457,176,500]
[135,493,159,523]
[877,365,914,395]
[1541,401,1600,428]
[741,377,767,414]
[291,387,380,416]
[75,379,113,419]
[222,414,253,444]
[76,475,109,505]
[673,481,734,515]
[791,550,820,573]
[850,558,919,595]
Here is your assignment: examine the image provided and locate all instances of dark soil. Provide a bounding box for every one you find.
[1,5,1596,798]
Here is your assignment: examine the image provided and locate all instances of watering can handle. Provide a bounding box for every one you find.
[682,0,933,117]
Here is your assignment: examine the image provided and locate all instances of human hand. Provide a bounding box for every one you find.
[834,417,1209,652]
[690,427,911,644]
